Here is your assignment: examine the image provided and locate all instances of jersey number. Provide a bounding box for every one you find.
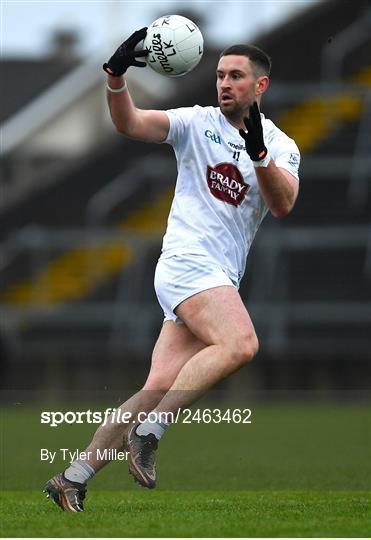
[232,151,240,161]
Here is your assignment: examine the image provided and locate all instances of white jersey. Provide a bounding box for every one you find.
[161,105,300,284]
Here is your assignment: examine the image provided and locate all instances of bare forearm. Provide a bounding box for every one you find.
[106,75,138,135]
[106,75,169,142]
[255,160,296,217]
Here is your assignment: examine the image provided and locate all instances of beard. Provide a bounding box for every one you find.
[219,98,251,126]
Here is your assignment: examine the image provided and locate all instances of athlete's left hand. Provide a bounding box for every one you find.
[239,102,268,162]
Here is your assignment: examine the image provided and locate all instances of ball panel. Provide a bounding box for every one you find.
[176,32,203,51]
[167,15,196,30]
[179,46,203,67]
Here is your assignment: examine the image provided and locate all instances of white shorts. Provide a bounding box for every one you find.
[154,252,238,324]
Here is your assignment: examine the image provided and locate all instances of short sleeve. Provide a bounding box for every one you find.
[265,123,301,180]
[274,145,301,180]
[163,106,199,147]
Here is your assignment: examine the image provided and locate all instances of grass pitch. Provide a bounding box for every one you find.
[1,490,370,537]
[1,400,370,536]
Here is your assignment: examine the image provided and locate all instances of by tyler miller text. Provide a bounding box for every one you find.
[40,448,130,464]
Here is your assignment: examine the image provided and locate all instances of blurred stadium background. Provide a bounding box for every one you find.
[1,0,370,401]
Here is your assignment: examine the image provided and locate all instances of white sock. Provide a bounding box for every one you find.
[136,410,171,440]
[64,459,95,484]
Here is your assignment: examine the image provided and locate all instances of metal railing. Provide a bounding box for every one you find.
[347,93,371,211]
[85,154,175,225]
[0,224,369,356]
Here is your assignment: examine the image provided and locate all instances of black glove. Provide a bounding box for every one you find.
[103,27,148,76]
[239,102,268,162]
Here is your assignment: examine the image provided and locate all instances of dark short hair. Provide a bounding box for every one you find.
[220,44,272,77]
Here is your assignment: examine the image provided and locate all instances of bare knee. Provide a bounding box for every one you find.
[228,333,259,368]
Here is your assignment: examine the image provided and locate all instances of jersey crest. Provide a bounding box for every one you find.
[206,162,249,207]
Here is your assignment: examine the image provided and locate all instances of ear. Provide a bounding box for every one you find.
[255,76,269,96]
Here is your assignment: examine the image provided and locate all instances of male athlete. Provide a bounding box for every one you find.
[44,27,300,511]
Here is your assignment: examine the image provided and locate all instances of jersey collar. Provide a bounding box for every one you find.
[219,108,265,135]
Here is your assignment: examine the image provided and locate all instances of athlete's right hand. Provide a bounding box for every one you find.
[103,27,148,76]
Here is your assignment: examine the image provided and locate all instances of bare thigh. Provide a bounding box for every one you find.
[175,285,258,351]
[143,320,206,391]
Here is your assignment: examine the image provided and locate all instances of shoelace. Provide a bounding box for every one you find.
[140,437,158,468]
